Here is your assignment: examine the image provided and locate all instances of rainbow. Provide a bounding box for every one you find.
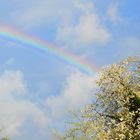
[0,23,99,75]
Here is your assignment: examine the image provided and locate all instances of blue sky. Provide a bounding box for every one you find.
[0,0,140,139]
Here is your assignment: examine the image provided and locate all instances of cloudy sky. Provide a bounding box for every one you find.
[0,0,140,139]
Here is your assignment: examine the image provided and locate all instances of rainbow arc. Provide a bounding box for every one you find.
[0,23,99,75]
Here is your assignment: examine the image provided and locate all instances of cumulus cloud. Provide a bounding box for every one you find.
[0,70,49,138]
[56,0,111,46]
[46,71,97,119]
[57,12,111,46]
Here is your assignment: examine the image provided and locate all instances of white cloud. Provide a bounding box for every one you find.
[107,3,120,23]
[74,0,94,13]
[10,0,74,29]
[57,13,111,46]
[0,70,50,138]
[118,37,140,57]
[10,2,49,29]
[9,0,111,46]
[4,58,15,66]
[123,37,140,48]
[56,1,111,46]
[46,71,97,119]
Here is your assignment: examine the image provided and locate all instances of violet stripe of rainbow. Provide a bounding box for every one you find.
[0,24,99,75]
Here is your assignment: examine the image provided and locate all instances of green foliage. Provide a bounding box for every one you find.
[1,137,10,140]
[54,57,140,140]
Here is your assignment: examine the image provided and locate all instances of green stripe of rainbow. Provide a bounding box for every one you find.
[0,24,99,75]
